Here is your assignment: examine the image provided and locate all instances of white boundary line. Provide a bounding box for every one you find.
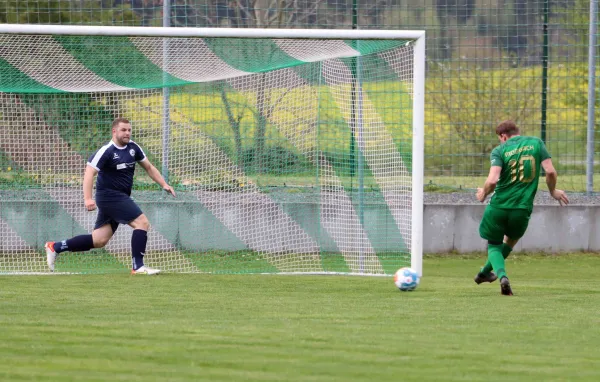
[0,272,78,275]
[1,271,393,276]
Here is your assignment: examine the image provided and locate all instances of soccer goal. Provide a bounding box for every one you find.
[0,24,424,276]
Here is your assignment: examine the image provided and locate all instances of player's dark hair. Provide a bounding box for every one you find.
[112,117,130,128]
[495,120,520,137]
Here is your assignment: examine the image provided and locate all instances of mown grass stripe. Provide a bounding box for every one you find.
[2,255,600,381]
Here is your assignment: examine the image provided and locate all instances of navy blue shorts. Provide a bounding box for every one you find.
[94,198,143,232]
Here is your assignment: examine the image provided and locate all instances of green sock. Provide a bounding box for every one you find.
[502,243,513,260]
[480,243,513,274]
[487,244,507,279]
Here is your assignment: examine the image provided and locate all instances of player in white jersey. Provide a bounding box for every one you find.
[45,118,176,274]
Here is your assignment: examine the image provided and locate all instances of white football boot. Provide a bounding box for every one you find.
[45,242,57,272]
[131,265,161,275]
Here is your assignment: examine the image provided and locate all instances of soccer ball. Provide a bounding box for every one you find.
[394,267,420,291]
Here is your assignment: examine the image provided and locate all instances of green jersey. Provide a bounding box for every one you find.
[489,135,551,211]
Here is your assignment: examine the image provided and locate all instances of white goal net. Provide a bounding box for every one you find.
[0,25,424,275]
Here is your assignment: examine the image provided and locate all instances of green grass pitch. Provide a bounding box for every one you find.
[1,254,599,382]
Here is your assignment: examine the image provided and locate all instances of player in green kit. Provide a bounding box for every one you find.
[474,121,569,295]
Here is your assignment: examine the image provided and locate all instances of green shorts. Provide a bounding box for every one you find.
[479,205,531,243]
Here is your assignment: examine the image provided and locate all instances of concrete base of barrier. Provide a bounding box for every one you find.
[1,199,598,253]
[424,204,600,253]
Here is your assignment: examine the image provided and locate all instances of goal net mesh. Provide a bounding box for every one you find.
[0,33,415,275]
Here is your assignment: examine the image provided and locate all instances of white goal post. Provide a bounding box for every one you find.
[0,24,424,276]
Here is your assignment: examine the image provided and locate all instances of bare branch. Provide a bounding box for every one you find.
[232,0,254,24]
[264,86,296,119]
[293,0,325,24]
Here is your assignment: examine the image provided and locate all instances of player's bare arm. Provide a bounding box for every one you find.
[476,165,502,202]
[83,165,98,211]
[541,158,569,206]
[138,159,176,197]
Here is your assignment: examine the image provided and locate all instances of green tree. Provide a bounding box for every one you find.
[0,0,139,25]
[0,0,72,23]
[220,84,250,171]
[427,63,543,175]
[555,0,599,155]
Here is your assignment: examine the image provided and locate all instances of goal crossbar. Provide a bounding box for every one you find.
[0,24,425,40]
